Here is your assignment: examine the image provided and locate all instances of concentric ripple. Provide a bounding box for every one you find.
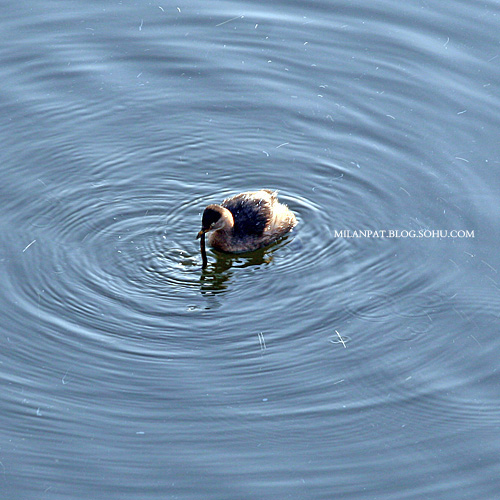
[1,0,500,497]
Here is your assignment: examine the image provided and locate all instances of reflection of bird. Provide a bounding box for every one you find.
[197,190,297,267]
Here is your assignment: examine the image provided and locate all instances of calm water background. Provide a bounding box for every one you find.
[1,0,500,498]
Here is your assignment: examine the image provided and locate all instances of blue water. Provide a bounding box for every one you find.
[1,0,500,498]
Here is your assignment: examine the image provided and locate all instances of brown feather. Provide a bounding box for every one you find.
[198,190,297,256]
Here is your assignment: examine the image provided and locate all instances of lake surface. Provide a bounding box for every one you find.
[1,0,500,498]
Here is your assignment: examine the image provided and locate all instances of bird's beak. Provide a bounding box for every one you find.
[196,229,206,239]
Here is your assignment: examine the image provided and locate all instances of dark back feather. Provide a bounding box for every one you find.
[222,193,272,237]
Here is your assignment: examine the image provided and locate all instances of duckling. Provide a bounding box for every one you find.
[197,189,297,267]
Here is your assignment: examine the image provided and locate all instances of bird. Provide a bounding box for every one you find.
[197,189,297,267]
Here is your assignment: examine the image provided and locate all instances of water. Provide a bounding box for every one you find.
[1,0,499,498]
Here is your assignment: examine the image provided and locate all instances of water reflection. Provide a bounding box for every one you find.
[198,243,282,294]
